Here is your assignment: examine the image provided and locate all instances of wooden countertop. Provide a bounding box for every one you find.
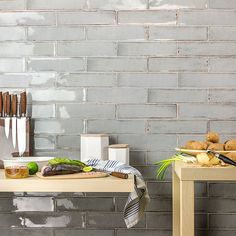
[174,161,236,181]
[0,170,134,192]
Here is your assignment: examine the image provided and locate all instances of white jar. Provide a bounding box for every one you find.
[108,144,129,164]
[80,134,109,162]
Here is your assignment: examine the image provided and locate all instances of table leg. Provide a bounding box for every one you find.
[173,168,180,236]
[180,180,194,236]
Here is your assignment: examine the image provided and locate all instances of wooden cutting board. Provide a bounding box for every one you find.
[36,171,109,179]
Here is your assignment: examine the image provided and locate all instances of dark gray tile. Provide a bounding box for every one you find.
[56,197,114,211]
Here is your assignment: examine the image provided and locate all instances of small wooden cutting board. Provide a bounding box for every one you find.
[36,171,109,179]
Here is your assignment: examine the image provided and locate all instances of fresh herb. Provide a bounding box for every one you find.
[155,153,195,180]
[49,158,87,167]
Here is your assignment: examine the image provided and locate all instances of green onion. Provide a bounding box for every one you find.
[155,153,190,180]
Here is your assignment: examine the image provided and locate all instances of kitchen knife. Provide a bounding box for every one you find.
[109,171,128,179]
[4,93,11,139]
[207,150,236,166]
[17,91,27,156]
[0,92,3,117]
[11,94,17,149]
[95,169,128,179]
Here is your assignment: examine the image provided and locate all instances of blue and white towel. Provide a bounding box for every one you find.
[86,159,150,228]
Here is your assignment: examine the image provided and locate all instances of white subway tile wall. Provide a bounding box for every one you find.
[0,0,235,235]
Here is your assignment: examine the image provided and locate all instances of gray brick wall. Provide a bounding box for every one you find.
[0,0,235,235]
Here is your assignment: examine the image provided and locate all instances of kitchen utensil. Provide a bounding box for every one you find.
[108,144,130,164]
[175,148,236,156]
[17,91,27,156]
[11,94,17,149]
[0,92,3,117]
[36,171,109,179]
[81,134,109,162]
[4,93,10,139]
[108,171,128,179]
[3,157,54,170]
[207,150,236,167]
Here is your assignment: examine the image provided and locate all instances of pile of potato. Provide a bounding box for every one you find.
[183,131,236,166]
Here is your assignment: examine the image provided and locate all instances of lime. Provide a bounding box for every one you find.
[27,162,39,175]
[83,166,93,172]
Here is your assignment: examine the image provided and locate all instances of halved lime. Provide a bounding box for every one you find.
[27,162,39,175]
[83,166,93,172]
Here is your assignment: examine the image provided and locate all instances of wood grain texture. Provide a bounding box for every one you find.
[0,170,134,192]
[173,168,180,236]
[36,171,108,179]
[174,161,236,181]
[180,180,194,236]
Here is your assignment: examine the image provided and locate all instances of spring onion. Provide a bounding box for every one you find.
[155,153,195,180]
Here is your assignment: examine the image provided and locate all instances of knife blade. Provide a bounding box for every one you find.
[94,169,128,179]
[11,94,17,149]
[17,91,27,156]
[4,93,10,139]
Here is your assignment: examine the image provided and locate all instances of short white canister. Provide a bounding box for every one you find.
[80,134,109,162]
[108,144,129,164]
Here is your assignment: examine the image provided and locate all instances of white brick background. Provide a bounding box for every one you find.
[0,0,236,235]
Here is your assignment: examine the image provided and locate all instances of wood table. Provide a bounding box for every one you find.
[0,170,134,192]
[173,161,236,236]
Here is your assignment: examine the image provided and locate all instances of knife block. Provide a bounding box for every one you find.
[0,117,31,167]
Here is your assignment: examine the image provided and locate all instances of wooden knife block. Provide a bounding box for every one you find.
[0,117,31,167]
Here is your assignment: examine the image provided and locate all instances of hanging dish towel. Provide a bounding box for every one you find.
[86,159,150,228]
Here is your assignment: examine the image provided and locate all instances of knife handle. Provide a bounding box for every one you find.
[3,92,9,116]
[11,94,17,117]
[6,94,11,116]
[110,172,129,179]
[20,91,27,117]
[0,92,2,117]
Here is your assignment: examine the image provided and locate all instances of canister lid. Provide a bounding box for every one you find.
[81,134,108,137]
[109,144,129,148]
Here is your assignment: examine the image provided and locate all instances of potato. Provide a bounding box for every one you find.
[209,156,220,165]
[185,140,195,149]
[185,141,206,150]
[197,153,220,166]
[206,132,220,143]
[225,139,236,151]
[208,143,224,151]
[197,153,210,165]
[200,141,208,150]
[225,152,236,161]
[205,141,213,147]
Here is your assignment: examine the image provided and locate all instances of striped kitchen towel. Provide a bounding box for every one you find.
[86,159,150,228]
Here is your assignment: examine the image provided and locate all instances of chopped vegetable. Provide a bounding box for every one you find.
[48,158,87,167]
[83,166,93,172]
[196,153,220,166]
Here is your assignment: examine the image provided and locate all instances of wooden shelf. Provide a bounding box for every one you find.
[0,170,134,192]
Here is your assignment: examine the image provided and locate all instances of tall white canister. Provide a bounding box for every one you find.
[108,144,129,164]
[81,134,109,162]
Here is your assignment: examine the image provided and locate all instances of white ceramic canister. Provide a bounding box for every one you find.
[108,144,129,164]
[80,134,109,162]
